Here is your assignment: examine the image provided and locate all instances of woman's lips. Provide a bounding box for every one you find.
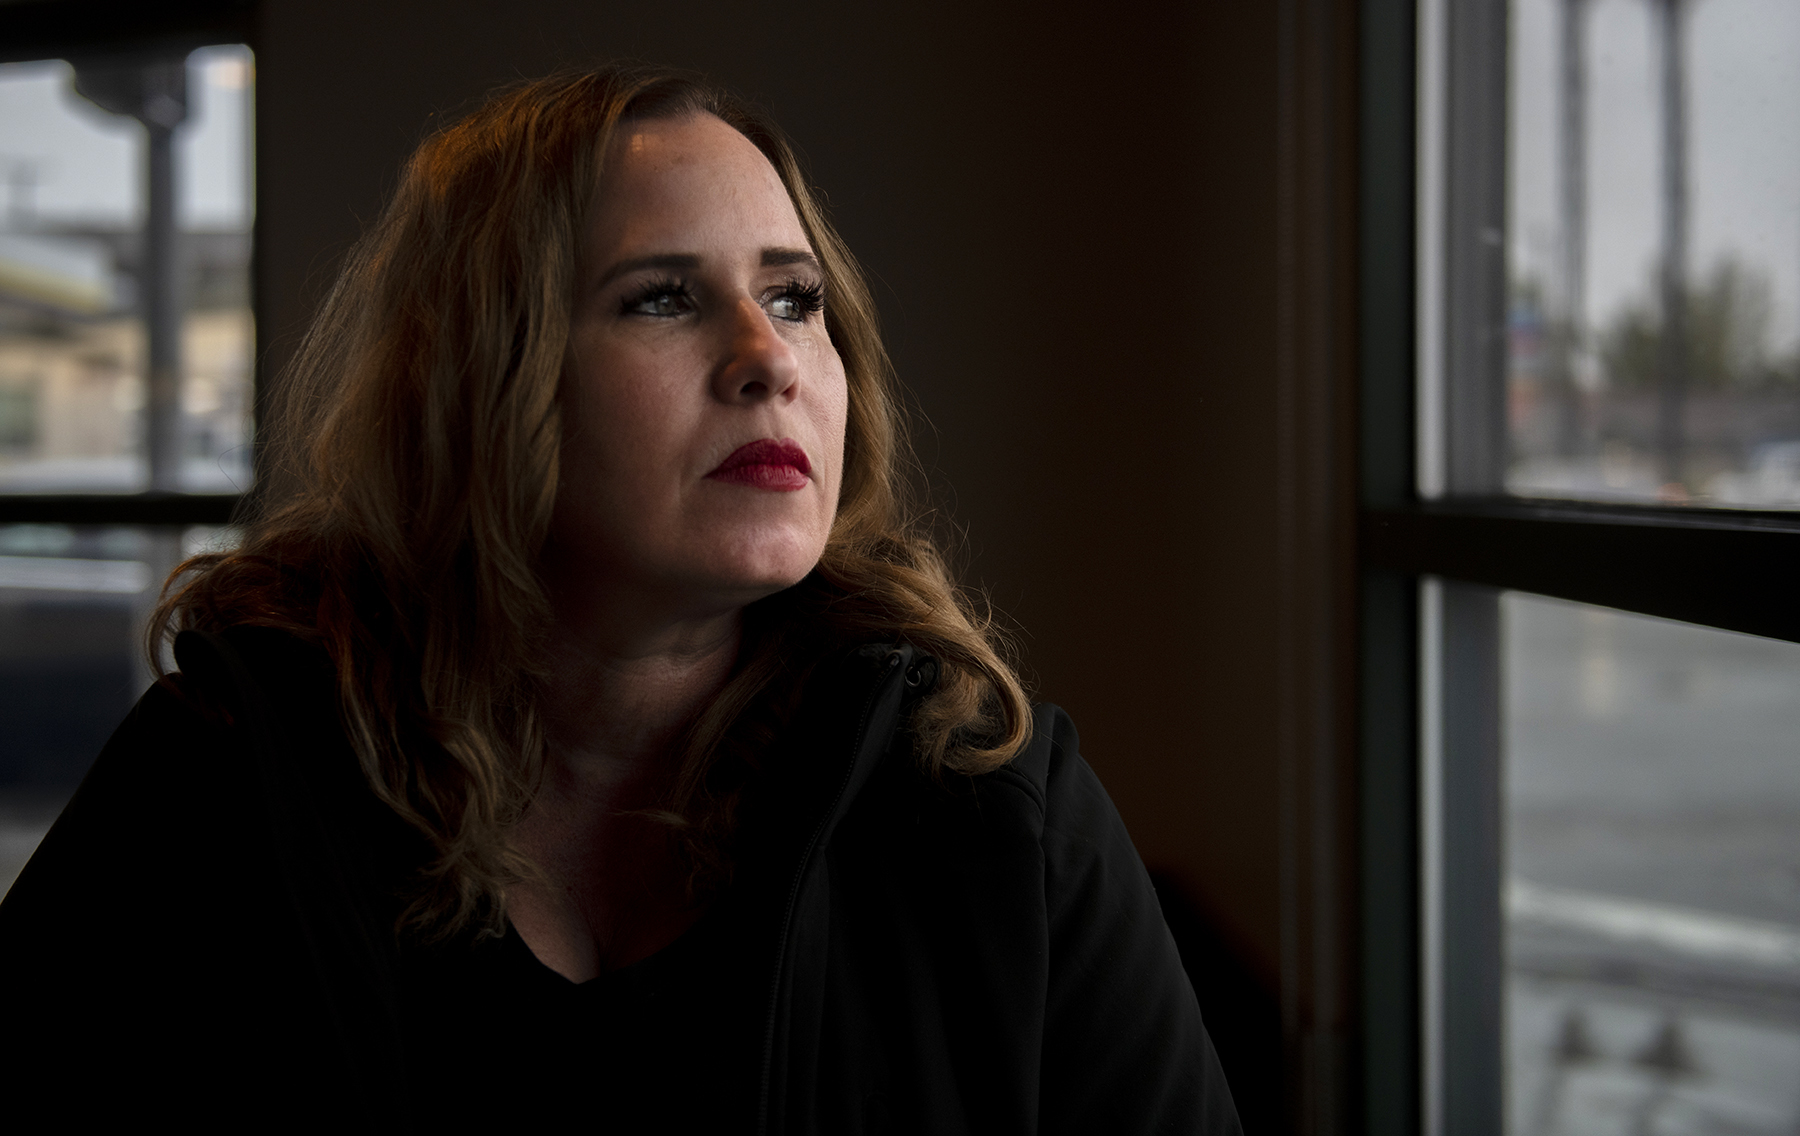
[706,438,812,491]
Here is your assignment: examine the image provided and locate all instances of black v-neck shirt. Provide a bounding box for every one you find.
[398,879,778,1131]
[0,630,1242,1132]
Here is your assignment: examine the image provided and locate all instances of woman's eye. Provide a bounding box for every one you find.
[620,279,695,318]
[767,280,825,323]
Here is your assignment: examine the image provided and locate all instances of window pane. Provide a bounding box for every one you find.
[1504,592,1800,1132]
[0,47,253,494]
[0,523,234,898]
[1506,0,1800,509]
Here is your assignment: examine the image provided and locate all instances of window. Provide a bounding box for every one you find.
[0,3,254,899]
[1502,0,1800,510]
[0,47,253,495]
[1498,591,1800,1131]
[1359,1,1800,1133]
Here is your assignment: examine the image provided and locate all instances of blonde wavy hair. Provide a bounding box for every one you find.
[152,65,1031,938]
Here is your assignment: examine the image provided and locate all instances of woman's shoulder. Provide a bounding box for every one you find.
[169,624,337,720]
[978,702,1080,802]
[0,671,236,927]
[2,625,399,941]
[863,697,1139,883]
[0,629,344,1006]
[964,703,1124,845]
[0,631,306,894]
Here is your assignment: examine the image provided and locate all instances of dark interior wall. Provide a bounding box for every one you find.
[256,3,1332,1122]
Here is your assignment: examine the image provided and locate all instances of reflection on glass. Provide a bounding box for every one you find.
[1507,0,1800,508]
[1503,592,1800,1133]
[0,46,253,493]
[0,522,237,898]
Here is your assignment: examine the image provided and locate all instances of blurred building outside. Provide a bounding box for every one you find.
[0,227,253,493]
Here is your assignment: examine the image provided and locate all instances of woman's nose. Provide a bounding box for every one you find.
[712,299,801,404]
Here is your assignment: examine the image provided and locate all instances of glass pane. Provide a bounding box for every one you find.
[0,523,234,898]
[0,46,253,494]
[1506,0,1800,508]
[1503,592,1800,1132]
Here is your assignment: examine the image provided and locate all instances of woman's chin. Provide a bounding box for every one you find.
[709,555,823,606]
[700,529,827,595]
[623,545,821,622]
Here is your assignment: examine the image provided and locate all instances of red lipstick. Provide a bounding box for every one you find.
[707,438,812,491]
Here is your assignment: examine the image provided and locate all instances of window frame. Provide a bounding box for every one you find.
[1357,1,1800,1133]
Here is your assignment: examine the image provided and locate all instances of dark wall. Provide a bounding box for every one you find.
[256,3,1345,1126]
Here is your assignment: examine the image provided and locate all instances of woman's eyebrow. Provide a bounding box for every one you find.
[595,249,817,288]
[596,253,700,289]
[762,248,820,271]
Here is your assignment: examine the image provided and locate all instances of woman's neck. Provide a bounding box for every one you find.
[508,599,742,982]
[539,608,741,780]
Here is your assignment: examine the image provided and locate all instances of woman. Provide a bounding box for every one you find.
[0,66,1240,1132]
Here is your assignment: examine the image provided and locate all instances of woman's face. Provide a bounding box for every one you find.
[549,112,848,628]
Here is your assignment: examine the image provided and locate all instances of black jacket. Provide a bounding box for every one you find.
[0,627,1241,1133]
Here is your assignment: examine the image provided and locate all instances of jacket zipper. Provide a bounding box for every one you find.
[754,648,903,1136]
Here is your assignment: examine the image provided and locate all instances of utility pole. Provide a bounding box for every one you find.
[1654,0,1691,493]
[1556,0,1589,457]
[3,160,40,230]
[73,55,191,681]
[73,56,188,494]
